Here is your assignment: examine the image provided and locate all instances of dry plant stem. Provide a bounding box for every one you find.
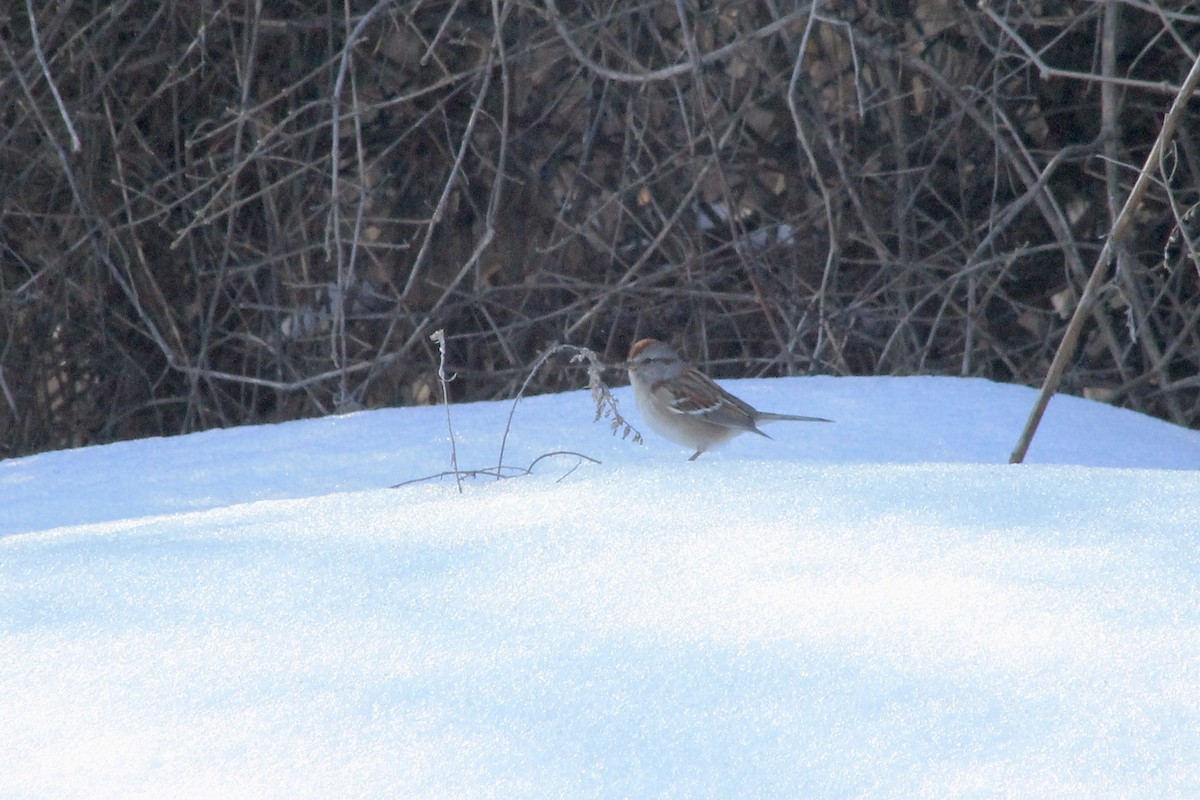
[0,365,16,418]
[787,11,841,369]
[328,0,394,264]
[430,330,463,493]
[24,0,80,153]
[1101,2,1184,424]
[1010,51,1200,464]
[327,0,399,410]
[392,451,601,489]
[495,344,585,477]
[495,344,638,478]
[1099,2,1139,394]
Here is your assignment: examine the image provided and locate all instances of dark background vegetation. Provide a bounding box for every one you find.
[2,0,1199,458]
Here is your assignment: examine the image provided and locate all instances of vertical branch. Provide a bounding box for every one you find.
[430,330,463,494]
[1100,2,1184,423]
[786,11,841,369]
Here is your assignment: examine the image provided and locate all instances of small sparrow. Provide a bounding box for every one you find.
[625,338,832,460]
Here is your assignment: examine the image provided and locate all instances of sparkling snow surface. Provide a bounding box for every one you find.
[2,376,1198,798]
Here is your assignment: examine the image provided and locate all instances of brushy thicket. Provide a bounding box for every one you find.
[2,0,1199,457]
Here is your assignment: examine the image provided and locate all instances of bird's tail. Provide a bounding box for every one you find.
[757,412,834,424]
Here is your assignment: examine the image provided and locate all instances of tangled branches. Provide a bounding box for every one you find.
[2,0,1199,457]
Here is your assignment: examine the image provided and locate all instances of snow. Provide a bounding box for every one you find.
[2,375,1198,798]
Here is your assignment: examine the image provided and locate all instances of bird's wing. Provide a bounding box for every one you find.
[653,381,758,431]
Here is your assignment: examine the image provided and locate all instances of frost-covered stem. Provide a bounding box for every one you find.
[496,344,639,477]
[430,330,463,493]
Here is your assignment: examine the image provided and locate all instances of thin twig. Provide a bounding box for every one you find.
[391,451,601,489]
[25,0,81,153]
[430,329,463,493]
[496,343,640,477]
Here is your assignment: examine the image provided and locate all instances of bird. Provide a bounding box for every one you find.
[624,338,832,461]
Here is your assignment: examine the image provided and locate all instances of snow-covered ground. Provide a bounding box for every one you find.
[2,375,1198,798]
